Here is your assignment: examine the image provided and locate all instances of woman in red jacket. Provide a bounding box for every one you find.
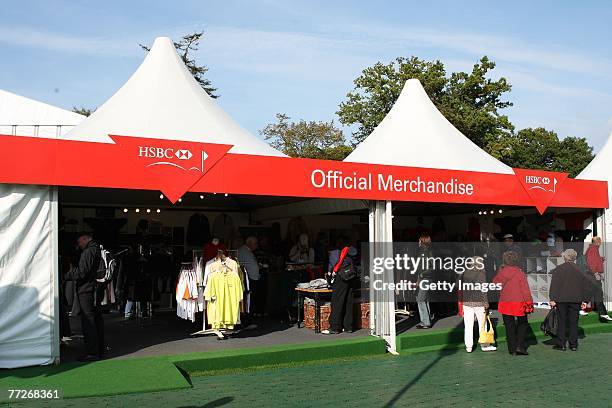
[493,251,534,356]
[585,236,611,321]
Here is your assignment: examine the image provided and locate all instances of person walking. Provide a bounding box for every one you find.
[585,237,612,322]
[65,233,105,361]
[416,234,434,329]
[493,251,533,356]
[462,256,497,353]
[549,249,590,351]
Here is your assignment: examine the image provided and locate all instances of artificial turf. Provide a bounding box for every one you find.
[397,311,612,354]
[2,313,610,401]
[0,336,386,402]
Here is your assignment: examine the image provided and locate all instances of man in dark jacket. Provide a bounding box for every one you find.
[65,233,105,361]
[549,249,589,351]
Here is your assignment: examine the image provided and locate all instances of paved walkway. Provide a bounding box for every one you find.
[14,332,612,407]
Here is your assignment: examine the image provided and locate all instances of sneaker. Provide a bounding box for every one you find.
[481,345,497,352]
[415,324,431,329]
[600,314,612,322]
[321,329,340,335]
[579,310,589,316]
[466,347,473,353]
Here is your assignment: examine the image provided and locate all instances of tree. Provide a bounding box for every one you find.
[261,113,352,160]
[500,127,594,177]
[72,107,94,116]
[337,56,513,151]
[141,31,218,98]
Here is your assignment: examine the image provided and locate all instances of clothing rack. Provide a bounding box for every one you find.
[190,250,234,340]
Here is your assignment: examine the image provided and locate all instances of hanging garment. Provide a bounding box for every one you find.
[212,214,235,246]
[555,211,592,231]
[203,262,243,330]
[186,213,211,246]
[176,266,199,322]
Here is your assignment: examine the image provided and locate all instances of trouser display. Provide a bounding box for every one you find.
[416,287,431,326]
[329,278,354,332]
[78,291,105,357]
[557,302,580,348]
[463,306,486,349]
[502,314,528,353]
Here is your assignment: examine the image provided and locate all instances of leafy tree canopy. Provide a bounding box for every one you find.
[261,113,352,160]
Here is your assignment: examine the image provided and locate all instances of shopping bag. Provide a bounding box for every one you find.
[478,316,495,344]
[540,307,559,337]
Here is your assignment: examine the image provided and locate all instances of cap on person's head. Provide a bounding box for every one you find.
[503,234,514,239]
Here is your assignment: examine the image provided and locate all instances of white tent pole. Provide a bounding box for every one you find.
[51,186,60,364]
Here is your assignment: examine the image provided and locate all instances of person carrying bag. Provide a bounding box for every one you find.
[322,245,358,335]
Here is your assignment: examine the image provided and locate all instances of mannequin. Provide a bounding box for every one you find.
[289,233,315,264]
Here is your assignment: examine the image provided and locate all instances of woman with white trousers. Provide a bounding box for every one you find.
[462,256,497,353]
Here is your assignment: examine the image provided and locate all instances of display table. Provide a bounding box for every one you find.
[295,288,332,333]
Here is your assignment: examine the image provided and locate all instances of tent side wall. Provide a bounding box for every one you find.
[0,184,59,368]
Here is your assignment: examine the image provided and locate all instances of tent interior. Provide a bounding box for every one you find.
[56,185,599,361]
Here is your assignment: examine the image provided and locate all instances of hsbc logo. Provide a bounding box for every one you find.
[525,175,557,193]
[175,149,192,160]
[138,146,193,160]
[138,145,207,172]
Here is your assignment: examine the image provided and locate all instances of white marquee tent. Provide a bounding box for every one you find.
[344,78,513,174]
[0,36,289,368]
[0,92,84,368]
[344,78,514,352]
[63,37,284,157]
[578,131,612,309]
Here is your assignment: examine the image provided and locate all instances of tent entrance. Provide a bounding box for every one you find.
[57,186,373,362]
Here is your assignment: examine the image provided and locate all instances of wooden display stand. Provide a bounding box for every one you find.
[303,301,370,331]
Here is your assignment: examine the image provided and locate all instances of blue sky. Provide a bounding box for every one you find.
[1,1,611,149]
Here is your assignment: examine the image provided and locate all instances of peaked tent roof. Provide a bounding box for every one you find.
[63,37,285,157]
[577,131,612,203]
[0,89,84,138]
[343,79,513,174]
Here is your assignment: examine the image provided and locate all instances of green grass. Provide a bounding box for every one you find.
[398,311,612,354]
[0,336,386,402]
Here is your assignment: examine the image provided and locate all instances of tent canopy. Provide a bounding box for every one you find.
[64,37,284,157]
[578,132,612,203]
[0,89,83,138]
[343,79,513,175]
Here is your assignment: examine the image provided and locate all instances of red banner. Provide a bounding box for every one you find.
[0,134,608,211]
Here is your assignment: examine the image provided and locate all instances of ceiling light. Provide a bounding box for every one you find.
[156,209,161,213]
[490,210,494,214]
[499,209,503,214]
[123,208,128,213]
[135,208,140,213]
[478,211,482,215]
[199,195,204,199]
[224,193,229,197]
[178,198,182,203]
[146,209,151,213]
[159,194,164,199]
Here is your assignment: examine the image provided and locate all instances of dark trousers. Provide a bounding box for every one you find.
[249,278,266,315]
[557,302,580,348]
[591,279,609,316]
[503,314,528,353]
[329,277,354,332]
[78,291,105,357]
